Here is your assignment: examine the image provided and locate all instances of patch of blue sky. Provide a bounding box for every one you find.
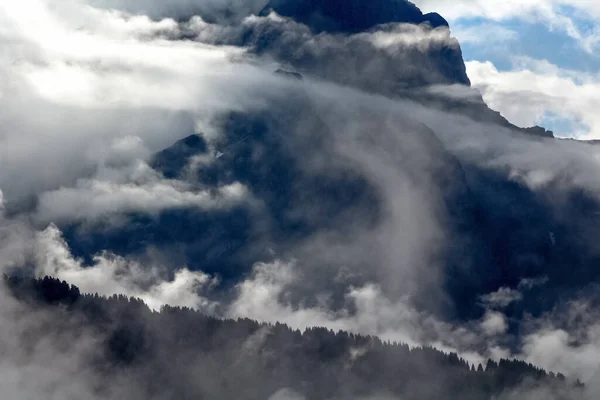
[454,17,600,73]
[450,9,599,138]
[554,4,598,34]
[537,112,590,139]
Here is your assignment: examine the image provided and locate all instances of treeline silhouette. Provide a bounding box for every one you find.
[4,275,584,400]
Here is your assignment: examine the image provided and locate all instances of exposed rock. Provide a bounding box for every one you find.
[523,126,555,138]
[260,0,449,33]
[274,68,304,81]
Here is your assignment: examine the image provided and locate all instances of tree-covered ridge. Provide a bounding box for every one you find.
[4,275,583,400]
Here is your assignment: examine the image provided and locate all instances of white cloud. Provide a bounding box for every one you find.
[0,0,287,203]
[518,276,549,289]
[480,287,523,309]
[0,202,34,272]
[4,0,261,111]
[520,301,600,382]
[481,311,508,336]
[30,234,485,364]
[466,58,600,138]
[36,161,251,224]
[228,260,508,366]
[228,260,352,334]
[358,24,457,50]
[29,230,600,385]
[34,223,218,312]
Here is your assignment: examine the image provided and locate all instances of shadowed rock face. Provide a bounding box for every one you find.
[254,0,470,88]
[523,126,555,138]
[261,0,448,33]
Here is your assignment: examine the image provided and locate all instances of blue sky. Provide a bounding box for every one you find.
[457,17,600,72]
[413,0,600,139]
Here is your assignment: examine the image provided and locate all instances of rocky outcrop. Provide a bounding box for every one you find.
[260,0,449,33]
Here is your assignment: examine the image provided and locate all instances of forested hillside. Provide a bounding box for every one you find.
[4,276,583,400]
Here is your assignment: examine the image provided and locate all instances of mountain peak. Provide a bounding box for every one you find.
[260,0,448,33]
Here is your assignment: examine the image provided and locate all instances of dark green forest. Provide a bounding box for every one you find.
[4,275,584,400]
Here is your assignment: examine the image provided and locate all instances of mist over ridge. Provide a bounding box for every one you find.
[1,0,600,398]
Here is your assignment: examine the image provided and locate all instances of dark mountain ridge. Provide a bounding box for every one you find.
[260,0,449,33]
